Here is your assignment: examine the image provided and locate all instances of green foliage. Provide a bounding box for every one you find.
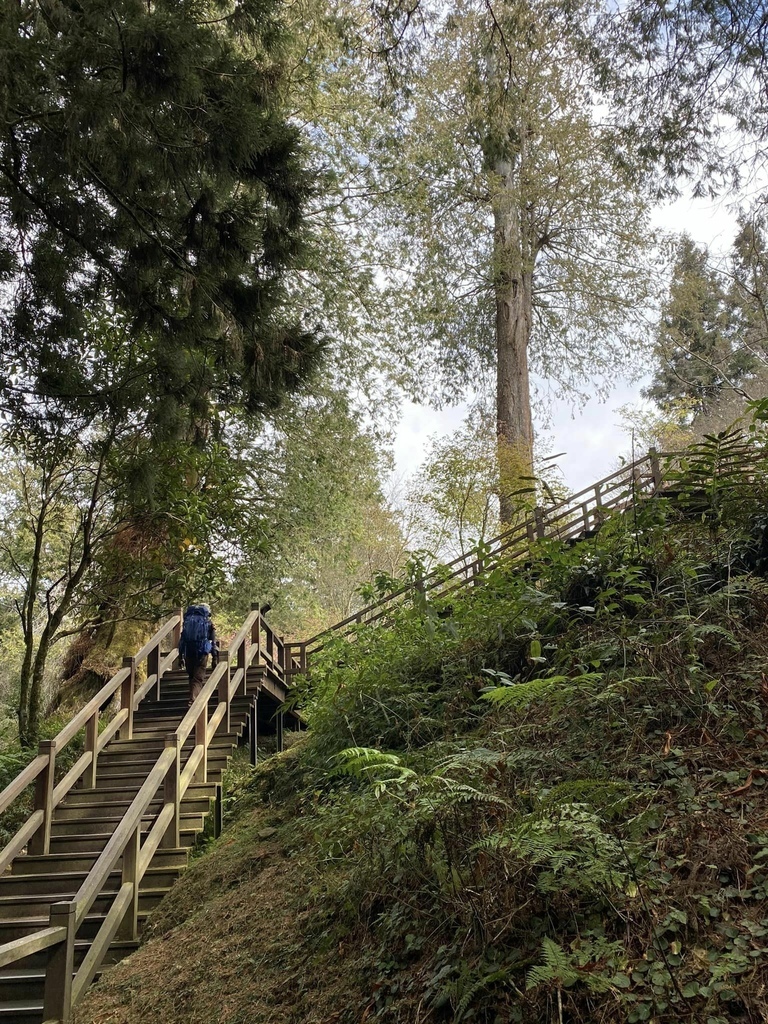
[645,235,748,419]
[223,386,407,637]
[0,0,320,434]
[267,432,768,1023]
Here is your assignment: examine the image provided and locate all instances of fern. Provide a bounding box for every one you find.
[482,672,602,710]
[474,803,626,895]
[526,937,580,989]
[331,747,417,797]
[526,936,621,993]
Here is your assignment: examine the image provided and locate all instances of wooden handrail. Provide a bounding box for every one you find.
[54,666,130,749]
[298,451,663,658]
[72,747,177,929]
[0,611,182,888]
[0,927,67,970]
[133,615,181,665]
[0,754,48,817]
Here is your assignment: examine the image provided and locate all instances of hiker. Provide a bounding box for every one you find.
[178,603,219,707]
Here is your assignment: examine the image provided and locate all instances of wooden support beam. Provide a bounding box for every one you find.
[162,734,180,850]
[194,703,207,784]
[214,784,223,839]
[649,447,662,490]
[119,827,140,941]
[534,507,545,540]
[84,711,98,790]
[120,657,135,740]
[218,651,231,735]
[147,643,161,702]
[249,695,258,766]
[43,901,76,1023]
[172,607,182,665]
[29,740,56,856]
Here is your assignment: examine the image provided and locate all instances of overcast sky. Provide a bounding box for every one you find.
[391,190,745,493]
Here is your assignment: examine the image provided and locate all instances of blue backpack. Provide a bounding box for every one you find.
[180,604,213,660]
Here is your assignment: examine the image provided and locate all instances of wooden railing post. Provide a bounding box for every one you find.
[162,734,180,849]
[29,739,56,856]
[237,636,248,696]
[120,657,135,739]
[249,694,258,766]
[172,606,183,662]
[148,640,161,701]
[84,710,99,790]
[119,825,140,940]
[214,784,223,839]
[251,602,260,649]
[43,901,76,1023]
[649,447,662,490]
[194,702,207,783]
[276,710,284,753]
[534,507,545,540]
[218,650,231,735]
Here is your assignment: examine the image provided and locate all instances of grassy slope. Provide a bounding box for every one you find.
[76,450,768,1024]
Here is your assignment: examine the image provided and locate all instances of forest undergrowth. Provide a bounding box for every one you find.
[76,433,768,1024]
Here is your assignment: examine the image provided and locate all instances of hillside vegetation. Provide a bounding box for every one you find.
[76,434,768,1024]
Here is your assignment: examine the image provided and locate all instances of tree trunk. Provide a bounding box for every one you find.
[493,157,535,525]
[17,494,48,749]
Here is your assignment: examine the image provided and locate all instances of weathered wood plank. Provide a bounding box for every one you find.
[73,748,175,929]
[0,809,44,876]
[0,755,47,816]
[0,925,66,969]
[72,884,133,1003]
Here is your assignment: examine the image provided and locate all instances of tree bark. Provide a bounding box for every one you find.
[492,156,535,525]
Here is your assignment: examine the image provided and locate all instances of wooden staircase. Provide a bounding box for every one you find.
[0,609,297,1023]
[0,668,263,1021]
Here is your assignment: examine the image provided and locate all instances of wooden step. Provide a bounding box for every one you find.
[50,811,206,837]
[87,762,229,786]
[67,781,216,804]
[0,865,184,898]
[0,996,45,1021]
[14,937,139,971]
[127,721,245,742]
[11,848,188,877]
[55,792,214,819]
[0,968,46,1001]
[93,753,235,776]
[49,825,202,854]
[0,887,164,920]
[0,908,151,944]
[98,735,238,757]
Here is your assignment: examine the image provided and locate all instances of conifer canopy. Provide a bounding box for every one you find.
[0,0,321,433]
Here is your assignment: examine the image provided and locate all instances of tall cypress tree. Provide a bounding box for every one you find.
[0,0,321,437]
[644,235,753,419]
